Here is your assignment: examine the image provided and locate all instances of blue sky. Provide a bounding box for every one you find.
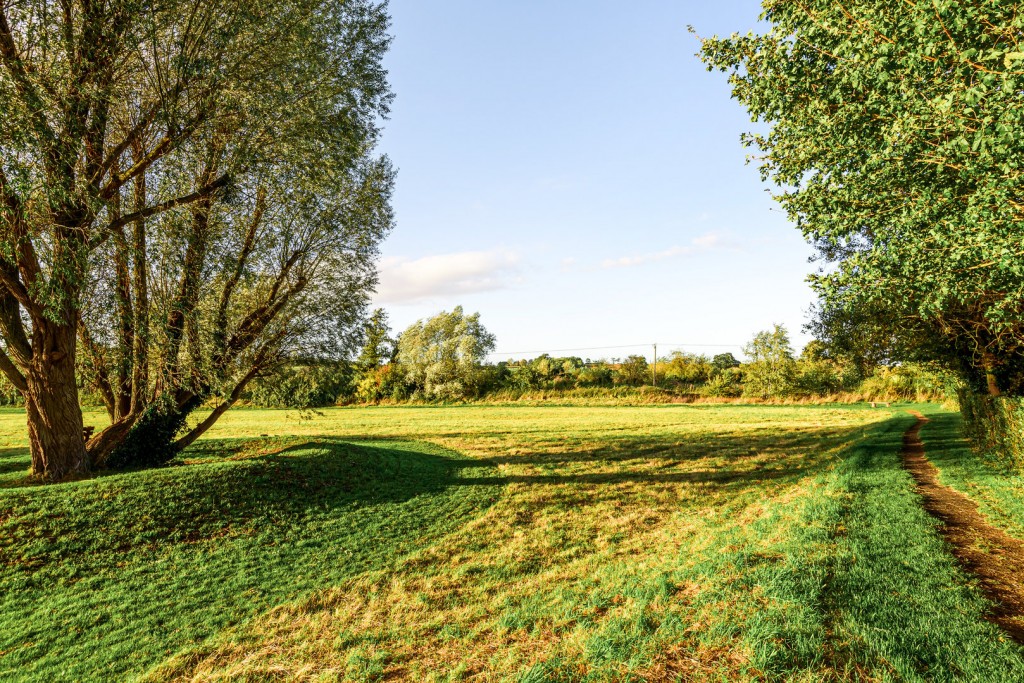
[372,1,815,360]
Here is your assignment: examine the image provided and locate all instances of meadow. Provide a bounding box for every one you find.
[2,404,1024,681]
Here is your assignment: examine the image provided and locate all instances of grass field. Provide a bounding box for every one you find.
[2,404,1024,681]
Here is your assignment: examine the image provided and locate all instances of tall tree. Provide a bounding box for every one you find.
[396,307,496,401]
[356,308,396,370]
[700,1,1024,396]
[1,0,393,479]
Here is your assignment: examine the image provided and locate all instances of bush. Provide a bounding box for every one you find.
[958,391,1024,470]
[577,363,613,388]
[105,396,197,470]
[858,364,947,402]
[701,374,741,398]
[353,364,410,403]
[615,355,650,386]
[248,362,354,408]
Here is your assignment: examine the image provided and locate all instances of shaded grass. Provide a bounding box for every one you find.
[0,438,500,681]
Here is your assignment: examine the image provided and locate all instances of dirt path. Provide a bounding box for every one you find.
[902,412,1024,642]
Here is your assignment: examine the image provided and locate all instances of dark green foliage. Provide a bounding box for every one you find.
[104,397,199,470]
[248,361,355,408]
[356,308,397,371]
[700,1,1024,396]
[711,352,740,371]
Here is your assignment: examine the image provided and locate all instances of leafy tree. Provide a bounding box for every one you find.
[577,361,613,388]
[663,352,714,385]
[356,309,397,370]
[396,307,496,400]
[742,325,796,398]
[700,2,1024,397]
[616,355,650,387]
[711,353,741,373]
[353,363,409,403]
[0,0,393,478]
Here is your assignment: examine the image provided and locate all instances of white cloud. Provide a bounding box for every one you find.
[374,249,521,304]
[600,232,733,269]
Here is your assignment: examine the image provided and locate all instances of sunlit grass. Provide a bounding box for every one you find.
[2,404,1023,681]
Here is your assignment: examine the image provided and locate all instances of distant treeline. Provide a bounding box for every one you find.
[0,307,944,412]
[207,309,953,407]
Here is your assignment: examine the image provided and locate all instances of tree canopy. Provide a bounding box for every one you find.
[1,0,394,478]
[397,307,495,401]
[700,1,1024,396]
[742,325,796,398]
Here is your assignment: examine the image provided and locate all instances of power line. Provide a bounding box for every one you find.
[487,342,743,358]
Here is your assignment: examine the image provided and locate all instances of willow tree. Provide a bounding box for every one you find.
[1,0,393,479]
[700,1,1024,395]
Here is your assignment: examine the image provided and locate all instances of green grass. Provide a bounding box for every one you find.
[0,432,500,681]
[1,404,1023,681]
[919,408,1024,543]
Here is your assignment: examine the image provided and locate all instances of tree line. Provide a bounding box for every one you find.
[130,307,940,407]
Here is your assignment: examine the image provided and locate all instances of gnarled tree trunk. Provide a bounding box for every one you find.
[25,324,88,480]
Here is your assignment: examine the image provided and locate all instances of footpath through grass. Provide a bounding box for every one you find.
[2,404,1024,681]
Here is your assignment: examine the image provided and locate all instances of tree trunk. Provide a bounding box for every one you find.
[25,325,88,480]
[982,351,1002,397]
[174,367,261,450]
[85,415,137,469]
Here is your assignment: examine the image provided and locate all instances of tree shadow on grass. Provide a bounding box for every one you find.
[0,439,491,577]
[0,448,29,477]
[0,439,504,683]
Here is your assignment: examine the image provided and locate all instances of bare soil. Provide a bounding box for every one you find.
[902,412,1024,642]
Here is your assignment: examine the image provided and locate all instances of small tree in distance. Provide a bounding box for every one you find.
[712,353,741,373]
[616,355,650,387]
[397,307,496,401]
[742,325,797,399]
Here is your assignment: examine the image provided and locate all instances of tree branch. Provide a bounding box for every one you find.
[91,173,230,248]
[0,344,26,392]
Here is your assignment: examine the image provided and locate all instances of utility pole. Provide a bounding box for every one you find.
[652,343,657,386]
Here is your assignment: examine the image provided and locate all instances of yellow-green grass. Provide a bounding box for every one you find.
[1,404,1023,681]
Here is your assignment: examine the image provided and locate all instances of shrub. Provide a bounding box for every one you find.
[105,396,198,470]
[248,361,354,408]
[615,355,650,386]
[959,390,1024,470]
[353,364,410,403]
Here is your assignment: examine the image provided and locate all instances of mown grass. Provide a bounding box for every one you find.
[2,404,1023,681]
